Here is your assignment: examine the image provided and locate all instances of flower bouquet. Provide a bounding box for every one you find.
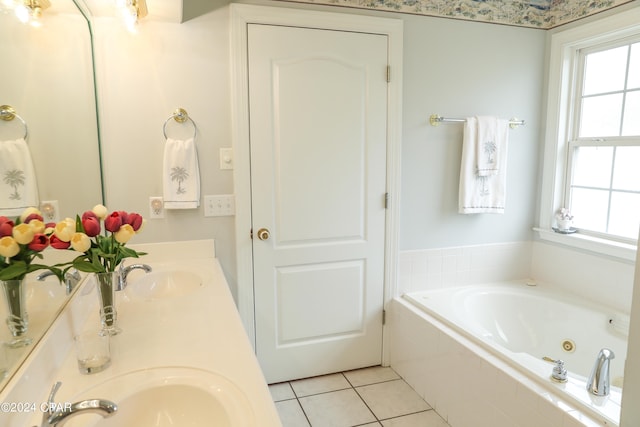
[0,207,63,346]
[0,207,63,281]
[52,204,146,335]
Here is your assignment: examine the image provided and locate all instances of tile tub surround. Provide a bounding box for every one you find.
[398,240,635,313]
[398,241,533,295]
[389,298,609,427]
[269,366,451,426]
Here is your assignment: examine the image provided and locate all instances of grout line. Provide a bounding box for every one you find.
[273,368,441,427]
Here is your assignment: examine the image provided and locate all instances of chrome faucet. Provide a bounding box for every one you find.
[116,263,152,291]
[40,382,117,427]
[587,348,615,396]
[543,356,568,383]
[36,269,82,295]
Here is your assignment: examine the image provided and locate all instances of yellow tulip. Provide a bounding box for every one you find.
[54,218,76,242]
[0,236,20,258]
[92,204,108,220]
[29,219,46,234]
[114,224,135,244]
[70,232,91,253]
[13,223,34,245]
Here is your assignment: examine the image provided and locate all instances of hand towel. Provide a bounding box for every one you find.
[476,116,502,177]
[163,138,200,209]
[0,138,39,216]
[459,116,509,214]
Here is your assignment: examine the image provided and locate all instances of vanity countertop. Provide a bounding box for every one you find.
[0,240,281,427]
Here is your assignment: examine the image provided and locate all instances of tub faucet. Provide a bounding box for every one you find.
[587,348,615,396]
[36,269,82,295]
[543,357,568,383]
[40,382,117,427]
[116,263,152,291]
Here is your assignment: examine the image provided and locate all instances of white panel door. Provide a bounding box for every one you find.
[248,24,389,383]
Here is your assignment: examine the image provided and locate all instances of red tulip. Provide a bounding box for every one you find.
[49,234,71,250]
[82,210,97,221]
[0,217,13,238]
[117,211,129,225]
[82,216,101,237]
[104,212,123,232]
[23,213,44,224]
[127,213,143,231]
[28,234,49,252]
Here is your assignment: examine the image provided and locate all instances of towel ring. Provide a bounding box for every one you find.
[0,105,28,140]
[163,108,196,140]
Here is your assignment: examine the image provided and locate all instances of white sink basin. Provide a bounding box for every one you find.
[125,271,203,300]
[64,367,254,426]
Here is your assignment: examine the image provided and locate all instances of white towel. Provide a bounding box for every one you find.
[163,138,200,209]
[476,116,502,177]
[459,116,509,214]
[0,138,39,216]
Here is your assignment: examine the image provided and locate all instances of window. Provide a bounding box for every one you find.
[540,8,640,260]
[566,40,640,242]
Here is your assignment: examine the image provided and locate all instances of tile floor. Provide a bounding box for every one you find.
[268,366,452,427]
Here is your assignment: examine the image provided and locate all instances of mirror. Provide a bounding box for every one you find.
[0,0,103,390]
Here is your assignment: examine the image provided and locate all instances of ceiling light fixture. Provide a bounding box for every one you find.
[14,0,50,27]
[116,0,147,32]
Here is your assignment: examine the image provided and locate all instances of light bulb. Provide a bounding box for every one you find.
[14,3,30,23]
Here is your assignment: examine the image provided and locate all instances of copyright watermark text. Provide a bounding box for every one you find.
[0,402,72,413]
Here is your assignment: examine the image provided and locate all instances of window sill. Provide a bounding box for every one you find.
[534,228,637,262]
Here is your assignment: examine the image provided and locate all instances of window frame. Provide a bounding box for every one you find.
[538,8,640,261]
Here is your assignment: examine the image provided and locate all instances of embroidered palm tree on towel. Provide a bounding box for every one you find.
[483,140,497,165]
[170,166,189,195]
[4,169,25,200]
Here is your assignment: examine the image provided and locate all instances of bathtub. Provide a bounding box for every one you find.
[390,280,628,426]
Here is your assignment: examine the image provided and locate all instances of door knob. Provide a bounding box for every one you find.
[256,228,270,241]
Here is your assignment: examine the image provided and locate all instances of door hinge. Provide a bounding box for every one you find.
[250,228,253,239]
[384,192,390,209]
[386,66,391,83]
[382,309,386,325]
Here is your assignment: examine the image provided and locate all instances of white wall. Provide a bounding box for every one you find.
[92,8,237,288]
[400,14,545,250]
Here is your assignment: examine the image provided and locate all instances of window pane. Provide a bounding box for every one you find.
[613,146,640,191]
[579,94,623,137]
[628,43,640,89]
[622,90,640,136]
[609,192,640,239]
[572,146,613,188]
[583,46,628,95]
[570,188,609,232]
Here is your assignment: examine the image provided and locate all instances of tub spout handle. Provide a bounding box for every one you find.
[543,357,568,383]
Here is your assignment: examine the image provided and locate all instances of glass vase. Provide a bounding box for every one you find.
[0,279,32,348]
[95,271,122,336]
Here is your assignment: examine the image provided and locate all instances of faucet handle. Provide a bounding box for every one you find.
[543,357,568,383]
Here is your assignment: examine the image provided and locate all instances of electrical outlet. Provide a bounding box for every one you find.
[149,197,164,219]
[204,195,235,217]
[40,200,59,223]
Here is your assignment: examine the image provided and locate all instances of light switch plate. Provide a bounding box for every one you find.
[219,148,233,170]
[204,195,235,217]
